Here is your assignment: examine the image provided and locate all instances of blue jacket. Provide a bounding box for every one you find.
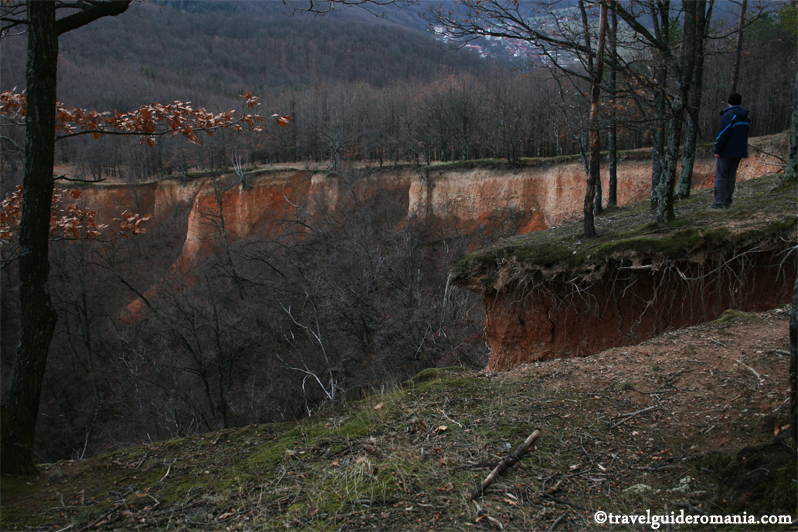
[714,105,750,158]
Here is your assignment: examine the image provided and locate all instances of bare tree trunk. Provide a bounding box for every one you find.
[1,0,131,476]
[607,4,618,208]
[650,118,664,209]
[649,2,669,210]
[790,72,798,442]
[731,0,748,94]
[677,0,712,198]
[786,68,798,182]
[1,0,59,476]
[656,0,698,223]
[584,1,608,238]
[791,273,797,442]
[676,103,699,198]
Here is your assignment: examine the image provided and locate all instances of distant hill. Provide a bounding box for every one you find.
[154,0,441,31]
[1,0,494,111]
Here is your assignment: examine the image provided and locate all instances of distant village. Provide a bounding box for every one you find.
[432,6,635,66]
[432,24,547,62]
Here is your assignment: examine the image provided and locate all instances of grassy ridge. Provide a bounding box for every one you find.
[451,174,797,290]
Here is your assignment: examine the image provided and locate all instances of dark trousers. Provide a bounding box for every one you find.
[714,157,741,206]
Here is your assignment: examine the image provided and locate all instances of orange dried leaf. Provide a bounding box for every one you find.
[272,115,292,127]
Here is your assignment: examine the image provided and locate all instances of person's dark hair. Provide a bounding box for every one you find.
[728,93,742,106]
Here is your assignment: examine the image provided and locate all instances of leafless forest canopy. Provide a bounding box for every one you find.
[0,0,795,462]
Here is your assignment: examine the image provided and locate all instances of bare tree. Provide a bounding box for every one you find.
[0,0,414,476]
[426,0,614,237]
[606,3,618,208]
[653,0,701,222]
[786,68,798,182]
[730,0,748,94]
[1,0,133,476]
[677,0,714,198]
[584,1,609,237]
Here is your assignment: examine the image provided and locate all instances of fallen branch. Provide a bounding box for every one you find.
[79,503,123,531]
[547,513,567,532]
[473,500,504,530]
[470,430,540,499]
[736,359,764,386]
[610,405,659,429]
[772,396,790,413]
[748,143,786,164]
[439,408,464,428]
[160,459,176,482]
[546,478,564,494]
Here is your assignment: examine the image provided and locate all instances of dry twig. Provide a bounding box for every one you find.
[610,405,659,429]
[547,513,567,532]
[735,359,764,386]
[470,430,540,499]
[160,459,176,482]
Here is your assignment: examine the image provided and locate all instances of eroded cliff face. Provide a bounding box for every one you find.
[178,171,312,269]
[74,135,787,326]
[407,138,784,233]
[479,246,794,371]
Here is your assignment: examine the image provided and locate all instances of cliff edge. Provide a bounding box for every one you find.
[451,173,797,371]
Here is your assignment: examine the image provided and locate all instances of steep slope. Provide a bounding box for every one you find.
[2,308,794,530]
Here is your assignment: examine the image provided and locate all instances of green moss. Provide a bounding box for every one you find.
[765,216,797,233]
[713,309,759,324]
[337,411,379,439]
[666,218,692,228]
[480,269,498,287]
[493,423,537,441]
[248,425,307,469]
[0,477,44,524]
[514,239,585,266]
[405,366,468,386]
[770,175,798,194]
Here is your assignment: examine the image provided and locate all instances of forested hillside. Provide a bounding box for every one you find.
[1,0,795,188]
[1,1,475,106]
[1,0,494,185]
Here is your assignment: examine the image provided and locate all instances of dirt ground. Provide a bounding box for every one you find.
[2,306,796,531]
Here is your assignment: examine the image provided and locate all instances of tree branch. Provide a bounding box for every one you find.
[55,1,132,35]
[0,135,23,153]
[54,174,107,183]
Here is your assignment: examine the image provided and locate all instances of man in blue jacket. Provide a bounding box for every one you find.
[713,93,751,209]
